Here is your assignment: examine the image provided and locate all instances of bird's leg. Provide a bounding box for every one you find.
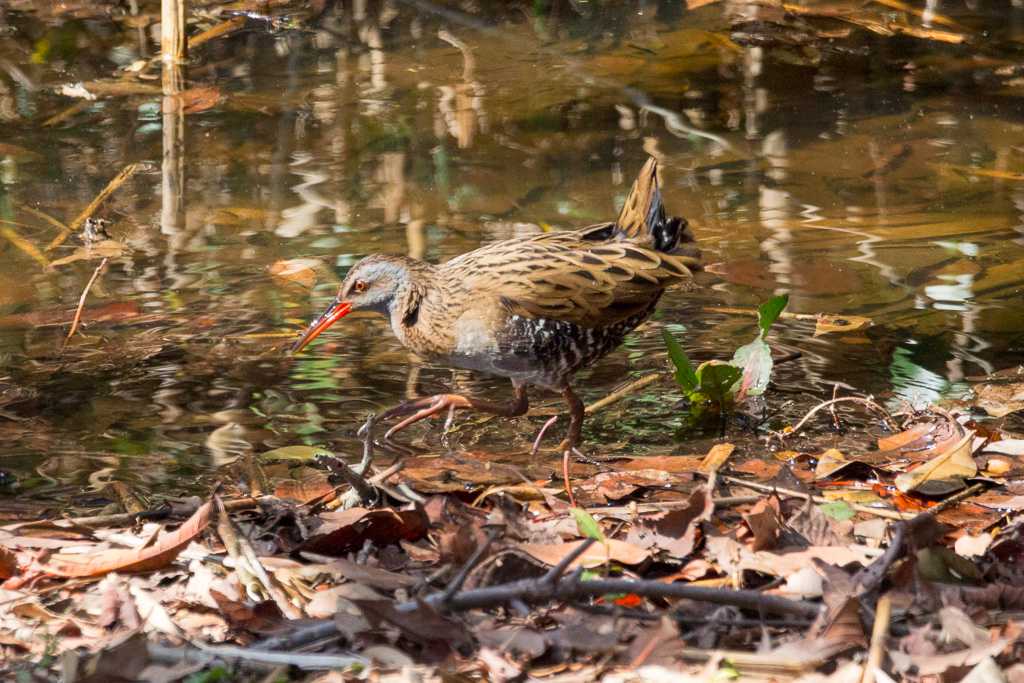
[556,385,599,464]
[379,384,529,442]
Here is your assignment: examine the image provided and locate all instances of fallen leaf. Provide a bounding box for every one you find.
[973,381,1024,418]
[259,444,333,462]
[626,485,713,559]
[613,454,705,474]
[878,422,936,452]
[983,439,1024,456]
[814,448,875,480]
[700,443,735,472]
[269,259,323,289]
[163,86,224,114]
[954,533,993,559]
[742,497,782,551]
[518,539,650,568]
[813,314,872,336]
[48,240,128,268]
[40,500,212,578]
[895,431,977,495]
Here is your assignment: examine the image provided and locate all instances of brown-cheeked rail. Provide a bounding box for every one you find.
[291,158,701,456]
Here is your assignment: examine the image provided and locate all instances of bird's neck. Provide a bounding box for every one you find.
[384,257,436,330]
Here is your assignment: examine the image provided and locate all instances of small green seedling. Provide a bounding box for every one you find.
[663,294,789,411]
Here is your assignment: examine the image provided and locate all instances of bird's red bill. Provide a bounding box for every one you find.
[291,300,352,353]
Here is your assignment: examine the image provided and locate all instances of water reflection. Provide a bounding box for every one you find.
[0,1,1023,493]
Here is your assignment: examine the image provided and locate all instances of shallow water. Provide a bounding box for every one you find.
[1,1,1023,500]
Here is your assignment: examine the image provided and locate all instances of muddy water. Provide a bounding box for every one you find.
[0,2,1023,499]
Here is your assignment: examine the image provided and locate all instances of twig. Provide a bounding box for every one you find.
[439,528,498,604]
[773,396,899,440]
[62,257,109,350]
[542,537,597,587]
[830,384,842,431]
[721,476,913,521]
[585,373,664,415]
[854,482,987,596]
[35,496,268,529]
[328,462,404,511]
[188,15,246,50]
[404,574,820,618]
[47,163,141,251]
[0,224,49,268]
[861,593,892,683]
[259,571,819,653]
[318,455,378,507]
[147,642,364,671]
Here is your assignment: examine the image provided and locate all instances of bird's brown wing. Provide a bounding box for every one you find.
[447,233,697,327]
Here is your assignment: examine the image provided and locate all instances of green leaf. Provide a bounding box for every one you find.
[571,507,607,545]
[757,294,789,335]
[662,328,699,392]
[696,361,741,406]
[818,501,856,521]
[731,336,774,399]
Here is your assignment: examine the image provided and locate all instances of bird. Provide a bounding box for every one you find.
[291,158,700,454]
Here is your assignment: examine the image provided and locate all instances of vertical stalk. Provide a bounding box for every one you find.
[161,0,187,65]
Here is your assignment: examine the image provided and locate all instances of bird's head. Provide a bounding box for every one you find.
[291,255,412,353]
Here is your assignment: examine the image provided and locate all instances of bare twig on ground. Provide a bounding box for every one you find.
[47,164,141,250]
[855,482,987,596]
[328,462,405,511]
[318,455,378,507]
[440,528,499,604]
[147,642,364,671]
[861,593,892,683]
[35,496,267,529]
[62,257,109,350]
[772,396,899,440]
[258,564,820,652]
[721,476,913,521]
[542,537,597,587]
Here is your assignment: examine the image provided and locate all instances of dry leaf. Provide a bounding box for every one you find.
[973,381,1024,418]
[813,314,872,336]
[983,439,1024,456]
[700,443,735,472]
[895,431,977,495]
[518,539,650,568]
[269,258,323,289]
[742,497,782,551]
[42,500,212,578]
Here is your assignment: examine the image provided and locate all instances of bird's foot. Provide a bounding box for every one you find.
[377,393,474,442]
[559,443,598,465]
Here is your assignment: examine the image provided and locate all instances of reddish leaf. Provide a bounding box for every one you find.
[41,500,212,578]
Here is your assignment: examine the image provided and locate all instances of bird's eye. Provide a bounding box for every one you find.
[353,280,368,294]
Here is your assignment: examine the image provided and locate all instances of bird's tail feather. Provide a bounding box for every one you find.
[615,158,698,262]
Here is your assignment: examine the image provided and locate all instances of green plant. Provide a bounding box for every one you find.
[663,294,789,412]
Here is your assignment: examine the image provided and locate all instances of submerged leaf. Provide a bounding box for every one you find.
[813,313,872,337]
